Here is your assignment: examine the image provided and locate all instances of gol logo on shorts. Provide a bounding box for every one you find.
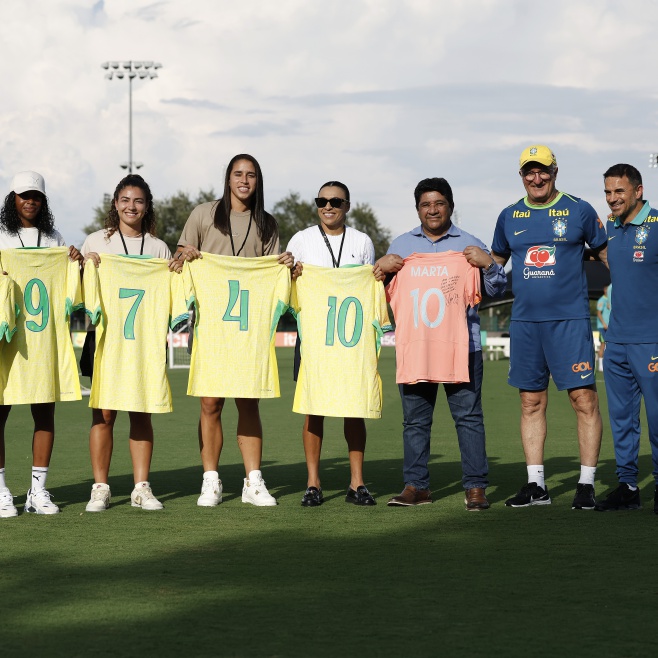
[572,361,592,372]
[648,362,658,372]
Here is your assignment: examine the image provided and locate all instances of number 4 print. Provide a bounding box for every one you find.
[222,280,249,331]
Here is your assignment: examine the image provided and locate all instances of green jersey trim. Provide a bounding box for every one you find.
[523,191,564,210]
[85,305,102,326]
[270,300,289,340]
[170,312,189,331]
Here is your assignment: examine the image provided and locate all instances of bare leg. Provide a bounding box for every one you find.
[199,397,225,472]
[235,398,263,476]
[568,386,602,467]
[90,408,117,483]
[128,412,154,484]
[344,418,367,490]
[519,389,548,464]
[303,415,324,488]
[31,403,56,467]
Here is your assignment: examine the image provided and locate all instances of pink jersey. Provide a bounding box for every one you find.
[387,251,481,384]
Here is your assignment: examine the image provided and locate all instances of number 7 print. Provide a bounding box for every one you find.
[119,288,145,340]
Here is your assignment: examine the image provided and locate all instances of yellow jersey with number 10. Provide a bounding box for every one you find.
[83,254,189,413]
[0,247,82,404]
[291,264,393,419]
[184,254,291,398]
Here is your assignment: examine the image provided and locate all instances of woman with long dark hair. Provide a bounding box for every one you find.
[175,154,293,508]
[81,174,173,512]
[0,171,81,518]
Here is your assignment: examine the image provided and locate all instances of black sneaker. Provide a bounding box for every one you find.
[301,486,323,507]
[345,485,376,506]
[572,483,596,510]
[594,483,641,511]
[505,482,551,507]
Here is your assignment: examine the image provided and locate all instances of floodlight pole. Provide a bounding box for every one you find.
[101,60,163,173]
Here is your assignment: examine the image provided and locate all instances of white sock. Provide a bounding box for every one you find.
[627,484,638,491]
[203,470,219,481]
[0,468,6,489]
[579,465,596,485]
[527,465,545,489]
[31,466,48,491]
[134,481,149,489]
[598,358,604,372]
[247,469,262,482]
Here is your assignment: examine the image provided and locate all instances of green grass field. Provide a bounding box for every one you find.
[1,349,656,658]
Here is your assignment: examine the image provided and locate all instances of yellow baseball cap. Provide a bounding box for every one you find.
[519,145,557,168]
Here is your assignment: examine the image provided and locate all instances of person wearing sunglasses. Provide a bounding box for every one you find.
[490,145,608,511]
[287,181,377,507]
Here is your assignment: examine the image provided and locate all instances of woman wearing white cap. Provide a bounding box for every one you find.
[0,171,81,519]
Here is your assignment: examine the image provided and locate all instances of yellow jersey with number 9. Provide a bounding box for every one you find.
[184,254,291,398]
[0,247,83,404]
[83,254,189,413]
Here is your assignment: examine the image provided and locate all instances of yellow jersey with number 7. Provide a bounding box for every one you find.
[83,254,189,413]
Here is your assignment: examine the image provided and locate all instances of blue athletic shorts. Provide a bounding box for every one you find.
[509,319,595,391]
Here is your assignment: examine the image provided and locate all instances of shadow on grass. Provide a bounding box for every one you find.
[36,452,656,512]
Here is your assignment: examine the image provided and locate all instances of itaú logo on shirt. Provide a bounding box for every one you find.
[524,245,556,267]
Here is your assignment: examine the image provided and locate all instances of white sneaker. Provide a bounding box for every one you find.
[0,487,18,519]
[24,488,60,515]
[86,483,111,512]
[242,474,277,506]
[197,477,223,507]
[130,482,164,510]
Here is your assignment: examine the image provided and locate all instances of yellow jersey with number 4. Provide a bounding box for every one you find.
[0,247,82,404]
[291,264,392,418]
[184,254,290,398]
[83,254,188,413]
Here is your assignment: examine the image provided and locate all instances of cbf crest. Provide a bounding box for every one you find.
[635,225,649,245]
[552,218,567,238]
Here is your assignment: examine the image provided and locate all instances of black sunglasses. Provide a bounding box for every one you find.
[314,197,347,209]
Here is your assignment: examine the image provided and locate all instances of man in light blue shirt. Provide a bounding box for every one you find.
[374,177,506,511]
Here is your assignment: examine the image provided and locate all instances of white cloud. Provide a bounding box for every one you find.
[0,0,656,246]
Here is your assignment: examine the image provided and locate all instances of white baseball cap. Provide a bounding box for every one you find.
[11,171,46,195]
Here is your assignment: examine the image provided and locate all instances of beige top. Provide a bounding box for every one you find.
[81,229,172,259]
[178,202,279,256]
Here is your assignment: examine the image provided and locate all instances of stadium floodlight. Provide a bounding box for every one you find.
[649,153,658,168]
[101,60,163,174]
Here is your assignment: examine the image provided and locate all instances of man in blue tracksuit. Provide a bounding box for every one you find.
[596,163,658,513]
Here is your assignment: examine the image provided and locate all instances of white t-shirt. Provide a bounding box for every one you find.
[287,225,375,267]
[0,227,65,248]
[81,229,172,259]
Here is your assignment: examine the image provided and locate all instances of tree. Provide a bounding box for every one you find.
[85,189,216,255]
[271,192,392,259]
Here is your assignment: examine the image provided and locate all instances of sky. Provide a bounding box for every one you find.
[1,0,658,247]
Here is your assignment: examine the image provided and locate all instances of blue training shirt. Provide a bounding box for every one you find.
[492,191,606,321]
[387,222,507,352]
[605,201,658,343]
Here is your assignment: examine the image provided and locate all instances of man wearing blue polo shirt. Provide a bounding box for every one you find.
[373,177,506,511]
[596,164,658,513]
[491,145,608,510]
